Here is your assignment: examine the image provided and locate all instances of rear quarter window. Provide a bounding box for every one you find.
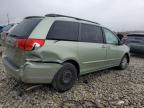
[80,24,104,43]
[47,21,79,41]
[9,18,42,38]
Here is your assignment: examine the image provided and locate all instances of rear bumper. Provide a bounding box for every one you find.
[2,57,62,84]
[127,43,144,54]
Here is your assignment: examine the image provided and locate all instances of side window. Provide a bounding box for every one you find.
[47,21,79,41]
[103,28,119,45]
[80,24,103,43]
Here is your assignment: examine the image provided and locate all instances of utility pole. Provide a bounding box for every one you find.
[7,13,10,25]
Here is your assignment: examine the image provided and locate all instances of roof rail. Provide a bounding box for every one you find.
[45,14,100,25]
[24,16,44,19]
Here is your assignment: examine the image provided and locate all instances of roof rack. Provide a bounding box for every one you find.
[24,16,44,19]
[45,14,100,25]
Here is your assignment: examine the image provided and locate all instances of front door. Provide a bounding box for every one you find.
[103,28,123,66]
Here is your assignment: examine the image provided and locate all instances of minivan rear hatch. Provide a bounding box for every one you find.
[4,18,42,67]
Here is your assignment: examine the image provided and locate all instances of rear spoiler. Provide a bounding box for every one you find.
[24,16,44,19]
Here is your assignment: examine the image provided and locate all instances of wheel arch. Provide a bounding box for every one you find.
[63,59,80,77]
[124,53,130,63]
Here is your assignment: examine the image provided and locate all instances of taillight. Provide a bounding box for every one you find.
[16,38,45,51]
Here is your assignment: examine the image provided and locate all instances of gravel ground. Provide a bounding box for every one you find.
[0,46,144,108]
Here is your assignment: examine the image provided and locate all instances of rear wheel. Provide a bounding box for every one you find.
[52,63,77,92]
[118,55,129,70]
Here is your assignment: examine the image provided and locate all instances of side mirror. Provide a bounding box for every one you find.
[119,41,124,45]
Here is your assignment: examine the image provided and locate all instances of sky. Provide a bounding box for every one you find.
[0,0,144,31]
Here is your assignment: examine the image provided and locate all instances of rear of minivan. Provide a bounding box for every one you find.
[2,17,62,83]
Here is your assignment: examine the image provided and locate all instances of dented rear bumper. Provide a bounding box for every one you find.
[2,57,62,84]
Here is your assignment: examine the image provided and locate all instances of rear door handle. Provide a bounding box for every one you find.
[102,45,106,48]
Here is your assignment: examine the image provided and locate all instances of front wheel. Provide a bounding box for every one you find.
[52,63,77,92]
[118,55,129,70]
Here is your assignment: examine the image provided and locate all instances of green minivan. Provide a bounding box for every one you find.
[2,14,130,92]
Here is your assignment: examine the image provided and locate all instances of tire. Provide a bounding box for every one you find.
[118,55,129,70]
[52,63,77,92]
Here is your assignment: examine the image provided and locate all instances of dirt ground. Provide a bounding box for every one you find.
[0,47,144,108]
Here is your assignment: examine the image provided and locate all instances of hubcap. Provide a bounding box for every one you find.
[62,70,72,84]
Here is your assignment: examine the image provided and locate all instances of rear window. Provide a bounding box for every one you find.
[9,18,42,38]
[47,21,79,41]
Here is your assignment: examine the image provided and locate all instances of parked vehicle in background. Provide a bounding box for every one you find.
[0,26,4,45]
[1,24,14,33]
[2,14,130,92]
[0,26,4,33]
[0,24,15,45]
[126,33,144,54]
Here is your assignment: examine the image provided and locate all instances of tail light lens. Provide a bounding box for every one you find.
[16,38,45,51]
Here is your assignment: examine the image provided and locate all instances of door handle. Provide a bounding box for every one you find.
[101,45,106,48]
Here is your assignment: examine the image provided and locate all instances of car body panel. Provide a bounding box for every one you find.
[25,40,79,64]
[105,44,128,66]
[78,42,107,74]
[2,56,62,83]
[29,17,54,39]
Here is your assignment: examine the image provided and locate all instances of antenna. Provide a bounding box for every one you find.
[7,13,10,25]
